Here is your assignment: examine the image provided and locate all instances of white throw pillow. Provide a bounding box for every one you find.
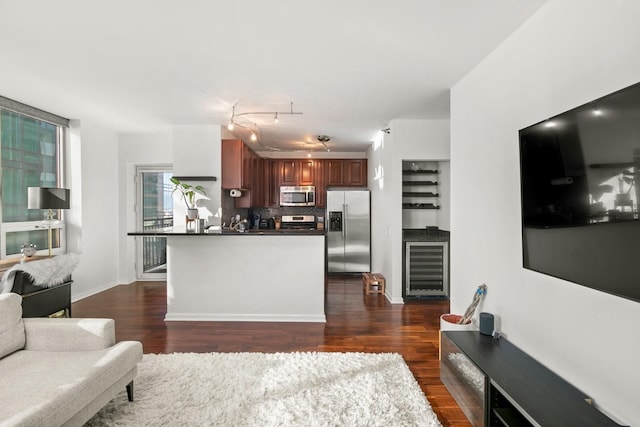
[0,293,25,359]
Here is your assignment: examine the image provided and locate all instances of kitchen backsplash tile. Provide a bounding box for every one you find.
[221,191,325,227]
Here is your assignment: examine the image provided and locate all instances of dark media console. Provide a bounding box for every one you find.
[441,331,624,427]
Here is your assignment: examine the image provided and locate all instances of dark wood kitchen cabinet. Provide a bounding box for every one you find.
[250,155,263,207]
[269,159,282,207]
[222,139,252,190]
[221,139,258,208]
[299,160,314,185]
[280,159,315,186]
[326,160,344,186]
[325,159,367,187]
[344,159,367,186]
[280,160,297,186]
[261,157,278,208]
[314,160,326,208]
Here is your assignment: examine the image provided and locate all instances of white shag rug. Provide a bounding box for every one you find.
[86,352,442,427]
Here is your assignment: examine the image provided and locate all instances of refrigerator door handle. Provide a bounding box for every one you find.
[343,204,348,238]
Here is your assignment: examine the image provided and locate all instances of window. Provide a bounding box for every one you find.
[0,96,68,259]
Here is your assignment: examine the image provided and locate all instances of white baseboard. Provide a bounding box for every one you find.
[164,312,327,323]
[71,281,131,302]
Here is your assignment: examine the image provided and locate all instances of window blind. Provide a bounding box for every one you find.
[0,95,69,127]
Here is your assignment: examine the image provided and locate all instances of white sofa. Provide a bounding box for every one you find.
[0,293,143,427]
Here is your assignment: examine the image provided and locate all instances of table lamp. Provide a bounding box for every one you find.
[27,187,70,256]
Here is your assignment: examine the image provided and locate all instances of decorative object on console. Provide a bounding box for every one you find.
[460,284,487,324]
[20,243,37,257]
[27,186,70,256]
[479,312,495,336]
[439,284,487,360]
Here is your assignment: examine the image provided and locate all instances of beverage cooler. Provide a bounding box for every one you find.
[326,189,371,273]
[404,241,448,298]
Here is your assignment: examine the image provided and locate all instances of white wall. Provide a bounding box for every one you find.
[369,119,450,303]
[66,120,120,300]
[369,130,395,300]
[450,1,640,423]
[171,125,222,229]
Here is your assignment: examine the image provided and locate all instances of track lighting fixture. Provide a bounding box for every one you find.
[381,127,390,134]
[226,101,304,149]
[229,102,302,126]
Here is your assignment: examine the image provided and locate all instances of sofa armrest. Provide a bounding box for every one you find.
[23,318,116,351]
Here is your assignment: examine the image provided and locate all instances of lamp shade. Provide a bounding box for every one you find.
[27,187,70,210]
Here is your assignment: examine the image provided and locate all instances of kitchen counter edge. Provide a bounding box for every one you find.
[128,229,327,236]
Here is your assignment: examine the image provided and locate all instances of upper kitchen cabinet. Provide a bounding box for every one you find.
[269,160,282,207]
[221,139,258,208]
[280,160,297,186]
[280,159,315,186]
[259,157,280,208]
[344,159,367,186]
[222,139,252,190]
[326,159,367,187]
[326,160,344,186]
[299,160,314,186]
[314,160,326,208]
[249,153,266,207]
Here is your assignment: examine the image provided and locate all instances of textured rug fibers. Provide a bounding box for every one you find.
[86,351,442,426]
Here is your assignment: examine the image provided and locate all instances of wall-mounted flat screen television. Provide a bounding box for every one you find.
[519,81,640,303]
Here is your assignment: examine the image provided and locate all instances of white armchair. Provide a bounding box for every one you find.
[0,293,143,427]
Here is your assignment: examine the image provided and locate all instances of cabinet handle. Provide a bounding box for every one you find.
[343,204,348,239]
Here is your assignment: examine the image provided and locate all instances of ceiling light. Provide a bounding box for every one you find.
[307,152,312,158]
[317,135,331,152]
[250,132,257,141]
[227,120,234,131]
[274,113,279,124]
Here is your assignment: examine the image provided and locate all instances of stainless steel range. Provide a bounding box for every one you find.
[280,215,316,230]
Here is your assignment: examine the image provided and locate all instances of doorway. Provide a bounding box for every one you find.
[136,166,173,280]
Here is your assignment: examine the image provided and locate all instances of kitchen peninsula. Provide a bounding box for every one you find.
[128,229,326,323]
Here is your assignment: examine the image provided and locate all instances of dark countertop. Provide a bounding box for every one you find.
[128,228,326,236]
[403,228,450,242]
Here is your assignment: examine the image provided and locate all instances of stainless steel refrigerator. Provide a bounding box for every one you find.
[326,189,371,273]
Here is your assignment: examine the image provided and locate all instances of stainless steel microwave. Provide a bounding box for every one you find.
[280,186,315,206]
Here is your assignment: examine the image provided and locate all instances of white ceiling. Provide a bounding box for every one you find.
[0,0,546,153]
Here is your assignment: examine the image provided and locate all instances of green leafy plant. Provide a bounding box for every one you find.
[170,177,207,209]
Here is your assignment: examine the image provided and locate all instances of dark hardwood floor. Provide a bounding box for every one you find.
[72,276,471,427]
